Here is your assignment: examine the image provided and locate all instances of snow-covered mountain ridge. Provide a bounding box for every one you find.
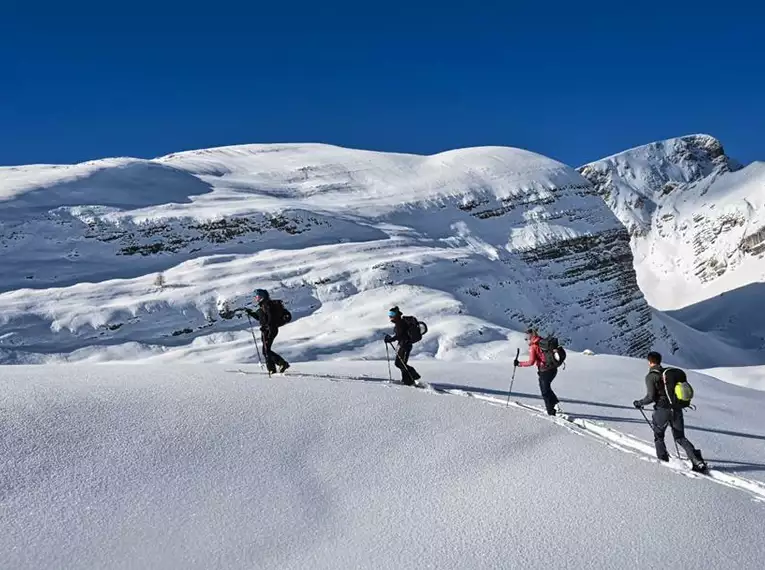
[579,134,765,360]
[0,143,667,364]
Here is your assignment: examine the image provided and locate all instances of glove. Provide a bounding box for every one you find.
[218,306,238,320]
[513,359,520,367]
[384,334,393,344]
[633,400,644,409]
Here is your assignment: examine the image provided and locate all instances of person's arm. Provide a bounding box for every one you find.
[517,345,539,368]
[634,373,656,407]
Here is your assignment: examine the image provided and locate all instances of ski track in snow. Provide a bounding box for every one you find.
[4,362,765,570]
[228,366,765,504]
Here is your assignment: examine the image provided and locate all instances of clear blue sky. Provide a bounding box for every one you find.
[2,0,762,167]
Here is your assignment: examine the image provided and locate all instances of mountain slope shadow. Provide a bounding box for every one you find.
[666,282,765,358]
[0,160,214,215]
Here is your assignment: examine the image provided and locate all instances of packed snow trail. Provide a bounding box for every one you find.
[357,354,765,487]
[228,364,765,503]
[3,363,765,570]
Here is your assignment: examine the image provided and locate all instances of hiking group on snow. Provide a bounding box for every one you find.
[221,289,709,474]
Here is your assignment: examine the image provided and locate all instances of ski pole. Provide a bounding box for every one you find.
[246,313,264,369]
[506,348,520,407]
[385,342,393,382]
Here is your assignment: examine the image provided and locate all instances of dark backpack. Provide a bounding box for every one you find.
[538,336,566,371]
[269,299,292,327]
[402,316,428,344]
[662,367,694,409]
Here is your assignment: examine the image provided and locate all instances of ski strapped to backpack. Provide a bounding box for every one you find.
[662,368,694,409]
[538,336,567,370]
[402,315,428,343]
[269,299,292,327]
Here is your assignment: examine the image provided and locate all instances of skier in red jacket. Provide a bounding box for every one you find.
[514,329,561,416]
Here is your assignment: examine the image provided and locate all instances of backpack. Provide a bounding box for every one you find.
[538,336,567,370]
[269,299,292,327]
[662,368,694,409]
[402,316,428,344]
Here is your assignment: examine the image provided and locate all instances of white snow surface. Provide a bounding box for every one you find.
[157,143,584,218]
[1,142,675,365]
[700,365,765,391]
[2,359,765,569]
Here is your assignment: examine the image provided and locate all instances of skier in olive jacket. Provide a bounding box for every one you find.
[633,351,707,472]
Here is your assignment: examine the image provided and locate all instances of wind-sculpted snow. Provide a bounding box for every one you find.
[2,362,764,569]
[0,143,664,363]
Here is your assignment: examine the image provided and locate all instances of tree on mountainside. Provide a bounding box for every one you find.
[154,273,166,290]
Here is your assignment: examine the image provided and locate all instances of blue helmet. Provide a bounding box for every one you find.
[254,289,269,302]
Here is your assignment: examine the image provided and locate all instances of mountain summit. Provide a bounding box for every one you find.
[580,134,765,361]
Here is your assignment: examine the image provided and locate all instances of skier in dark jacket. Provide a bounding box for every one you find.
[245,289,289,374]
[384,306,420,385]
[633,351,707,472]
[515,329,560,415]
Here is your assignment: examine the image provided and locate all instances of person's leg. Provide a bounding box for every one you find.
[406,348,420,381]
[261,331,276,373]
[538,370,557,415]
[267,328,288,370]
[548,369,559,408]
[670,410,705,468]
[397,344,416,384]
[652,409,671,461]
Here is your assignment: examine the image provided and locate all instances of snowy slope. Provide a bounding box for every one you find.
[579,135,764,310]
[579,135,765,363]
[2,360,764,570]
[698,364,765,391]
[0,143,666,364]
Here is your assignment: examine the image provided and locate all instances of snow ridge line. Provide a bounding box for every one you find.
[225,368,765,503]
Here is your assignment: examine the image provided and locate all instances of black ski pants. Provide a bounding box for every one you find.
[652,408,702,465]
[261,328,287,373]
[394,342,420,384]
[538,368,559,415]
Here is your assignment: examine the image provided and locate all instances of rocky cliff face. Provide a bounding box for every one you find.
[578,134,764,311]
[579,135,765,365]
[0,143,659,362]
